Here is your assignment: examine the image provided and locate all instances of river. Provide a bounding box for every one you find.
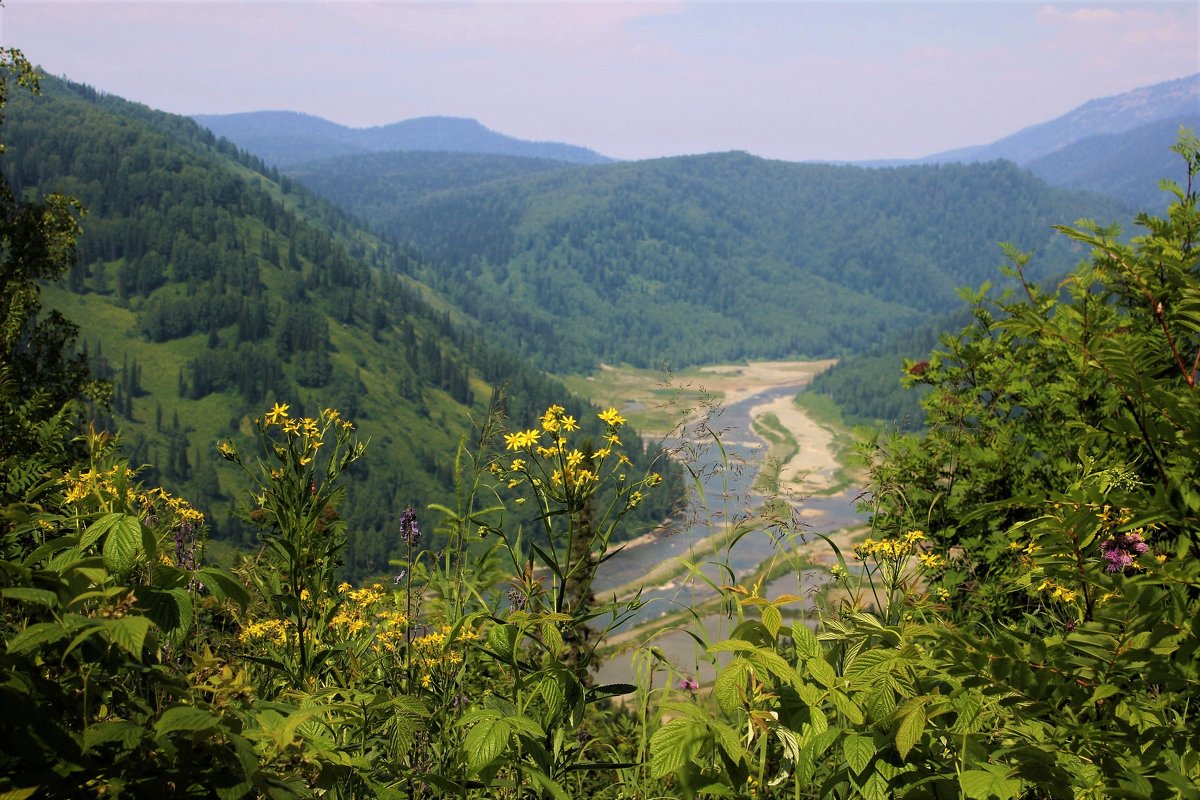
[591,383,866,687]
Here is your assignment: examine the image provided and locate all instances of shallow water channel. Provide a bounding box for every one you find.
[590,385,866,687]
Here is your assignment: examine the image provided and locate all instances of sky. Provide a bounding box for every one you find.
[2,1,1197,162]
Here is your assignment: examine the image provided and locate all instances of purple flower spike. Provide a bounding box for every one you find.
[399,506,421,549]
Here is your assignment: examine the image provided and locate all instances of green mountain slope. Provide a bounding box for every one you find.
[4,77,676,577]
[289,151,1130,372]
[1025,114,1200,212]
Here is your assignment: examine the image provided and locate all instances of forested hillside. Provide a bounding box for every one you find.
[289,151,1129,372]
[2,76,677,577]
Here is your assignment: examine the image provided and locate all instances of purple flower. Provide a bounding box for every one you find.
[678,676,699,692]
[399,506,420,549]
[1100,532,1148,573]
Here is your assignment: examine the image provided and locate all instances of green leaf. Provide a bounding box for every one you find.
[830,688,864,724]
[104,616,152,660]
[761,603,782,638]
[0,587,58,607]
[101,514,144,576]
[793,622,821,659]
[5,622,67,654]
[894,703,925,760]
[714,658,751,716]
[959,768,1022,799]
[463,714,511,776]
[80,512,123,549]
[842,734,875,776]
[156,705,222,735]
[805,655,836,689]
[487,623,519,662]
[650,719,702,779]
[195,567,250,608]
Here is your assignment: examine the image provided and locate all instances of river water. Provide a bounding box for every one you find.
[591,384,867,686]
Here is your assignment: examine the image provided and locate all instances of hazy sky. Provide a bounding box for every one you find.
[2,1,1197,161]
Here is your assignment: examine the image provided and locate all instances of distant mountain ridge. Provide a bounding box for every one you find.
[192,110,614,167]
[922,73,1199,166]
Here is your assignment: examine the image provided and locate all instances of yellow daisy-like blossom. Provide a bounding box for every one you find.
[598,407,626,427]
[559,415,579,432]
[266,402,290,425]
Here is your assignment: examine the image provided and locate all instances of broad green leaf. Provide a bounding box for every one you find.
[959,768,1022,799]
[793,622,822,659]
[0,587,58,607]
[487,623,519,661]
[842,734,875,776]
[5,622,67,654]
[714,658,751,716]
[104,616,152,660]
[650,719,701,779]
[101,515,144,576]
[463,714,511,775]
[830,688,864,724]
[761,603,782,638]
[80,512,123,549]
[895,704,925,760]
[805,655,836,689]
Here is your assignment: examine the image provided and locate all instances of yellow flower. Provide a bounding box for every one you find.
[605,433,622,446]
[510,458,526,471]
[598,407,626,426]
[567,449,585,468]
[560,415,579,432]
[918,553,946,570]
[266,402,290,425]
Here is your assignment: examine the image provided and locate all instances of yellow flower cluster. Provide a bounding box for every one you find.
[238,618,292,646]
[496,403,637,495]
[1035,578,1079,604]
[61,465,138,506]
[853,530,927,561]
[61,467,205,526]
[146,486,205,525]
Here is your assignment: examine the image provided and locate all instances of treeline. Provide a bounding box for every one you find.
[4,75,679,579]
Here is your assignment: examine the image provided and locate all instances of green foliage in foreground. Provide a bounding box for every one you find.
[2,51,1198,796]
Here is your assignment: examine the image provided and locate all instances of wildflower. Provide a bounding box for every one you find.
[399,506,421,549]
[678,676,699,692]
[1100,531,1148,573]
[560,415,579,432]
[647,473,662,487]
[829,564,849,581]
[217,441,240,462]
[265,402,290,425]
[510,458,526,471]
[936,587,950,601]
[1051,585,1078,603]
[598,407,626,427]
[918,553,946,570]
